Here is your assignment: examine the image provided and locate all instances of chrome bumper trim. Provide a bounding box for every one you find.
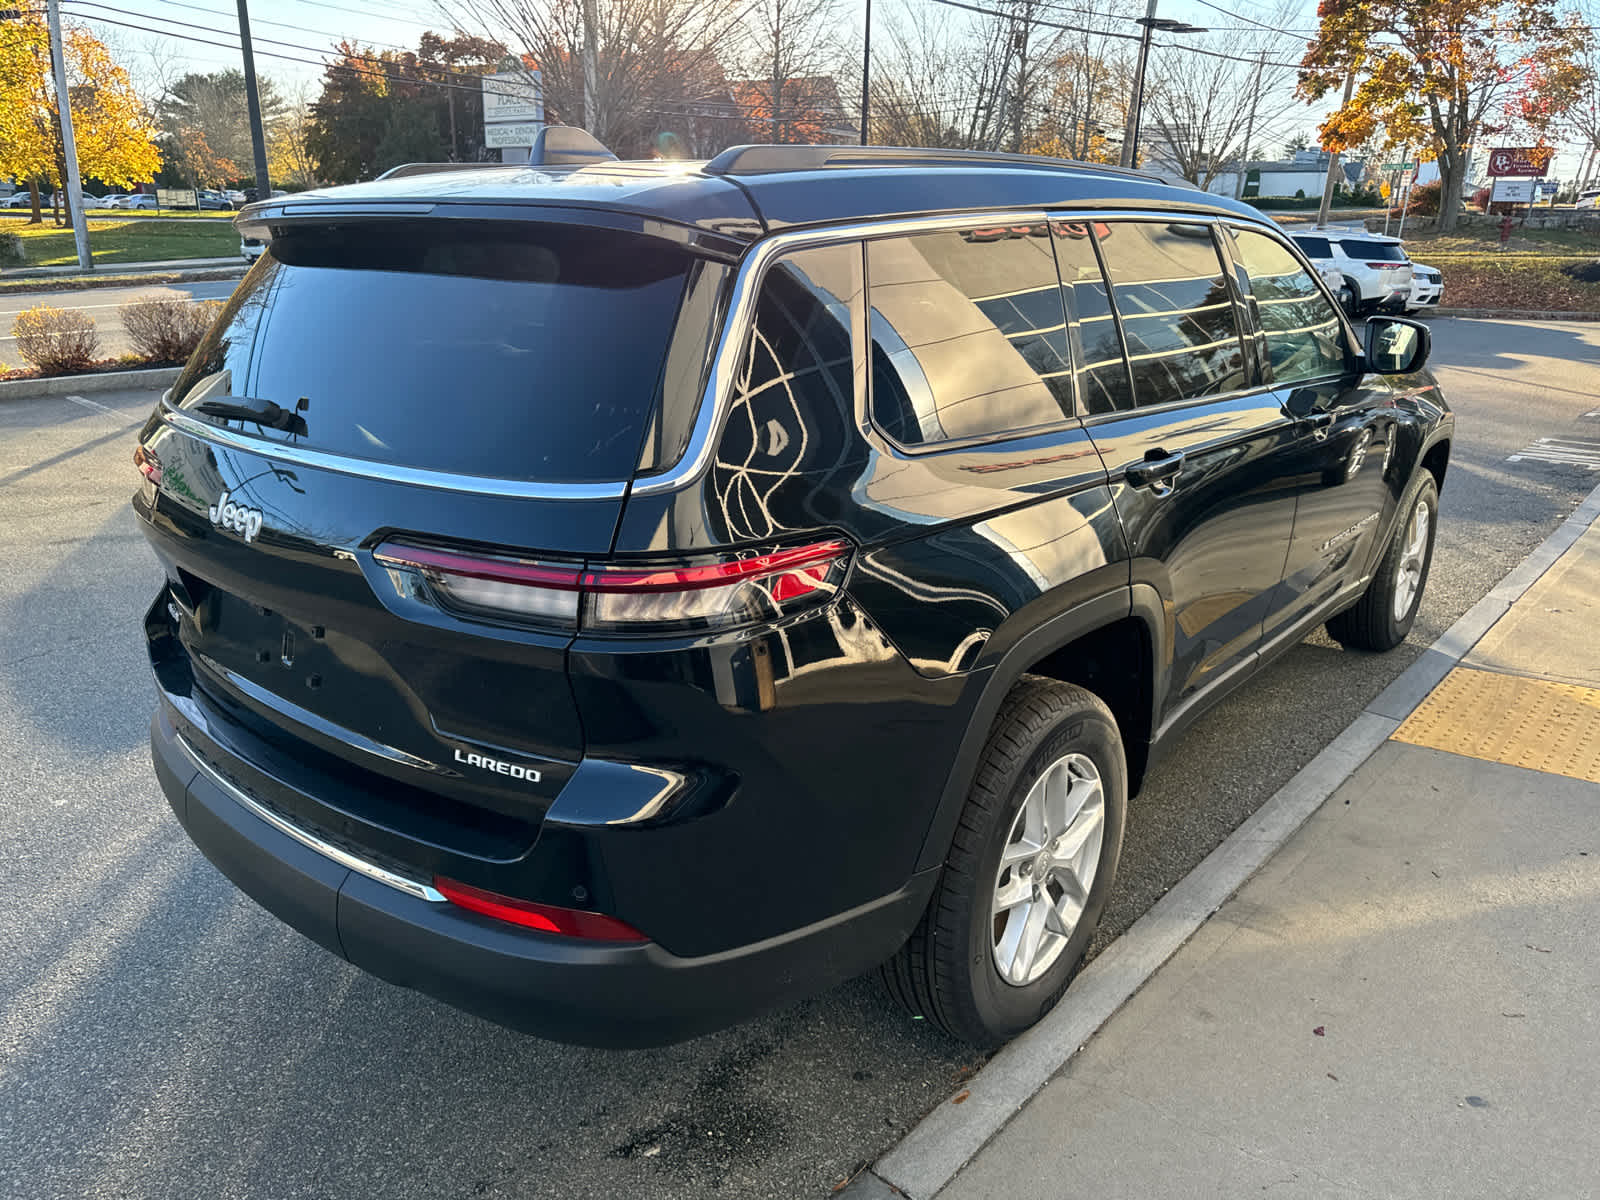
[175,729,446,904]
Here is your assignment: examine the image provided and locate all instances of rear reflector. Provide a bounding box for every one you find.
[374,537,851,635]
[433,877,648,942]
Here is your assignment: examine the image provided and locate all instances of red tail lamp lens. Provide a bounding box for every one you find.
[433,877,647,942]
[373,538,851,634]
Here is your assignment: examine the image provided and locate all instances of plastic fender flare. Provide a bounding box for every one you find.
[912,585,1168,873]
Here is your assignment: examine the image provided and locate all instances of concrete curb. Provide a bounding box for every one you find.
[0,266,244,296]
[845,476,1600,1200]
[0,366,180,400]
[1431,307,1600,320]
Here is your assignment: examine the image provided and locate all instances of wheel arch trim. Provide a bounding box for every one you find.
[913,585,1167,873]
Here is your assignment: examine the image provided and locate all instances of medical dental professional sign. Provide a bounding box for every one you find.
[482,63,544,152]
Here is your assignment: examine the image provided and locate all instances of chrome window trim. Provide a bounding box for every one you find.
[175,727,447,904]
[632,207,1081,496]
[158,399,629,501]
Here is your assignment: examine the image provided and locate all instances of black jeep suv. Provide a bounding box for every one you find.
[135,144,1452,1048]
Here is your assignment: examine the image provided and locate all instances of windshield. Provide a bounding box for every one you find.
[169,220,713,483]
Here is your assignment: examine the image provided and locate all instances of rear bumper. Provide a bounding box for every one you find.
[152,698,934,1046]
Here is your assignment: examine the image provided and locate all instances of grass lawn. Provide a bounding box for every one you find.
[1401,225,1600,255]
[5,218,239,266]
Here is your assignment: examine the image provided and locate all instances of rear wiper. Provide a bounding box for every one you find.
[192,397,307,436]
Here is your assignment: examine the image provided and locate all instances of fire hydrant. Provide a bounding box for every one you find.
[1500,212,1514,245]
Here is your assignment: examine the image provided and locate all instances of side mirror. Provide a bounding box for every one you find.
[1363,316,1431,375]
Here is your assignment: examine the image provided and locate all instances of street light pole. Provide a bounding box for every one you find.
[1119,0,1157,169]
[236,0,271,200]
[45,0,91,270]
[860,0,871,145]
[1119,6,1207,170]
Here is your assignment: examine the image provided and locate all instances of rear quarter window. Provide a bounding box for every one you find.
[169,221,706,484]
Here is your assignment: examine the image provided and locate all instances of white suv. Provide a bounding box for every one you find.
[1406,261,1443,311]
[1288,229,1413,316]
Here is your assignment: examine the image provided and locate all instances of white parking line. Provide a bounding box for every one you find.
[1507,437,1600,470]
[63,394,125,418]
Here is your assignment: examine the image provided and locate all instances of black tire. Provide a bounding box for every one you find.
[880,677,1127,1046]
[1326,471,1439,651]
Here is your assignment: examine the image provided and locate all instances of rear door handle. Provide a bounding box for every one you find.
[1125,451,1185,489]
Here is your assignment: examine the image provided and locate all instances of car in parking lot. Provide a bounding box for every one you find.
[1288,229,1414,315]
[1407,261,1443,310]
[135,140,1453,1049]
[125,194,157,210]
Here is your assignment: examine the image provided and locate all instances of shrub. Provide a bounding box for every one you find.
[119,295,224,364]
[1389,179,1441,218]
[0,231,22,269]
[11,305,100,374]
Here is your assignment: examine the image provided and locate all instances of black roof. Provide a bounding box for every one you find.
[238,145,1270,249]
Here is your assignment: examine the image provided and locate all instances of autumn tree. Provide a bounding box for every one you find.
[735,0,843,143]
[306,34,506,182]
[1299,0,1592,231]
[158,70,285,185]
[0,4,161,225]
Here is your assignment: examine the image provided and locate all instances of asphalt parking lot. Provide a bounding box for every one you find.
[2,317,1597,1199]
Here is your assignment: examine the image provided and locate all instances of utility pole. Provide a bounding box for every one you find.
[1234,50,1265,200]
[1315,69,1356,227]
[860,0,871,145]
[581,0,599,135]
[771,2,783,142]
[236,0,271,200]
[45,0,90,270]
[1120,0,1157,168]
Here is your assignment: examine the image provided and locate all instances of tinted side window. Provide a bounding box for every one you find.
[1051,220,1134,415]
[868,225,1071,446]
[1229,229,1348,386]
[714,243,860,539]
[1094,222,1247,407]
[1291,235,1332,259]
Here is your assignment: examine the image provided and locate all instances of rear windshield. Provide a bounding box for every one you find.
[1339,239,1407,262]
[169,221,712,483]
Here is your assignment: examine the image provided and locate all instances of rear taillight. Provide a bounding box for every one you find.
[1368,262,1400,270]
[434,877,647,941]
[373,537,851,635]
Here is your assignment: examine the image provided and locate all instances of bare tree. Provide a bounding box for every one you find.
[1140,12,1305,189]
[734,0,841,143]
[435,0,743,157]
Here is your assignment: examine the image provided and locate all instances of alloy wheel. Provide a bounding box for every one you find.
[990,753,1106,987]
[1392,495,1431,622]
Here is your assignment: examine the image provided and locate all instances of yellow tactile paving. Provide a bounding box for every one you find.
[1392,667,1600,784]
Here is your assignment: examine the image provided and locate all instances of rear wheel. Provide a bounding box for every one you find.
[881,678,1127,1046]
[1327,471,1438,651]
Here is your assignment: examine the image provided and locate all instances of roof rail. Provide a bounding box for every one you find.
[374,131,617,181]
[702,144,1198,190]
[376,161,508,180]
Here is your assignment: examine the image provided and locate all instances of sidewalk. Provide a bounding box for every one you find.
[936,516,1600,1197]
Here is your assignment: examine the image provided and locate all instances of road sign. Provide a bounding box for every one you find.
[1381,161,1416,171]
[156,187,196,209]
[484,122,543,149]
[1536,181,1559,196]
[482,70,543,125]
[1490,178,1535,203]
[1486,146,1553,177]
